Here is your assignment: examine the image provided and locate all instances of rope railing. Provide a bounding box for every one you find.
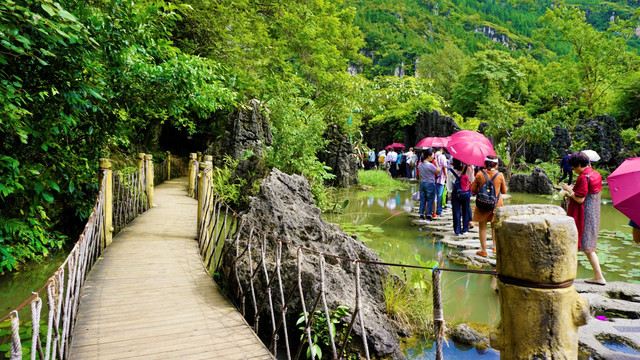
[0,153,164,360]
[113,168,147,235]
[0,171,107,360]
[195,164,496,360]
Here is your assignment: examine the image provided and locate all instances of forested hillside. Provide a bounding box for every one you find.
[1,0,640,272]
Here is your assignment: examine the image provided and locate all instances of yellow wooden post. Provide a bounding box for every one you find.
[166,151,171,181]
[99,158,113,247]
[137,153,145,211]
[188,153,198,198]
[145,154,154,208]
[197,157,212,235]
[491,205,589,359]
[197,151,202,162]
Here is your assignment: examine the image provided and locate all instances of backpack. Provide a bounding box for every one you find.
[379,155,385,164]
[475,169,501,211]
[449,166,471,201]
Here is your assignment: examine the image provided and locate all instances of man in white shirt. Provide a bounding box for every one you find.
[386,149,398,177]
[433,148,448,217]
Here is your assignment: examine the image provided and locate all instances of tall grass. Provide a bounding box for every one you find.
[358,170,408,191]
[383,275,434,333]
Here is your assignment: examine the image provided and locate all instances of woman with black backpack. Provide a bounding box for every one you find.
[447,158,475,235]
[470,155,508,257]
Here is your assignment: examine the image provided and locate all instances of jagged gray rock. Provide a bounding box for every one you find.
[449,323,488,345]
[205,99,272,167]
[411,110,461,145]
[317,124,359,187]
[573,114,624,167]
[220,169,403,359]
[508,166,554,194]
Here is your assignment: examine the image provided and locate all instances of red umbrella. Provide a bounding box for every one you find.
[607,157,640,225]
[415,136,450,149]
[385,142,405,150]
[446,131,496,167]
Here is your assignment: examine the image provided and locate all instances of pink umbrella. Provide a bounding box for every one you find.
[446,131,496,167]
[385,142,405,150]
[607,157,640,225]
[415,136,450,149]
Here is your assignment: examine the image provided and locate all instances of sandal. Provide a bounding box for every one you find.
[476,250,488,257]
[492,247,496,254]
[585,278,606,286]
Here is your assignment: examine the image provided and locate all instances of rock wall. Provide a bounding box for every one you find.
[363,109,461,153]
[508,166,554,195]
[411,109,461,143]
[317,124,359,187]
[573,114,624,167]
[206,99,272,167]
[220,169,403,359]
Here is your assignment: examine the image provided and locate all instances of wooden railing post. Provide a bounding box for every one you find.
[197,151,202,162]
[145,154,154,208]
[99,158,113,247]
[197,156,213,235]
[188,153,198,198]
[137,153,146,210]
[166,151,172,181]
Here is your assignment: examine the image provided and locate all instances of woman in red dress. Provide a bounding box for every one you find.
[561,152,605,285]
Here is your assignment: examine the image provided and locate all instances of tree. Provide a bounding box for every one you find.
[539,4,640,117]
[451,50,527,117]
[416,41,469,101]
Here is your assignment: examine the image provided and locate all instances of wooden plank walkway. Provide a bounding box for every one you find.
[69,178,274,360]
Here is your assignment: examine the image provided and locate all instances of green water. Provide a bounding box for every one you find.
[324,183,638,329]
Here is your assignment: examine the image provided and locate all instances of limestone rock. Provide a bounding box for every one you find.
[449,323,487,345]
[508,166,554,195]
[551,126,573,158]
[573,114,624,167]
[317,124,359,187]
[411,110,461,145]
[220,169,403,359]
[206,99,272,167]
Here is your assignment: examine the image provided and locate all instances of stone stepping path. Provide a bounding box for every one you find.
[408,205,495,267]
[574,281,640,359]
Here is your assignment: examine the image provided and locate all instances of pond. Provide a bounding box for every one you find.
[323,183,637,358]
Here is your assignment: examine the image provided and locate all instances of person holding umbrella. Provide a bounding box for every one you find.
[607,157,640,244]
[562,151,606,285]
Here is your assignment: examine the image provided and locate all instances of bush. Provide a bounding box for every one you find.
[358,170,408,191]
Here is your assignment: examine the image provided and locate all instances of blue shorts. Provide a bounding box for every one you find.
[630,220,639,230]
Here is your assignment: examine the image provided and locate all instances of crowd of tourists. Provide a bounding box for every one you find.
[368,146,508,258]
[365,146,637,275]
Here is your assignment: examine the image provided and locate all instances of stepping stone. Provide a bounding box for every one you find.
[448,249,496,267]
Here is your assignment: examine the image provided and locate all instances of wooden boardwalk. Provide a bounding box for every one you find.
[69,178,273,360]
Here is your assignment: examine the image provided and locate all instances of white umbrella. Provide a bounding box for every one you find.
[581,150,600,162]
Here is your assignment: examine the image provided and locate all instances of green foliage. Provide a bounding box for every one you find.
[208,156,245,205]
[357,170,408,192]
[620,127,640,157]
[382,254,438,332]
[539,4,640,116]
[297,305,355,360]
[363,76,444,126]
[0,0,237,272]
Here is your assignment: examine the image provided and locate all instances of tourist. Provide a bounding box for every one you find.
[433,148,448,218]
[471,155,507,257]
[408,148,418,179]
[447,158,474,235]
[368,148,376,170]
[417,149,441,223]
[562,151,606,285]
[378,149,387,169]
[557,150,574,185]
[397,149,405,178]
[405,147,414,178]
[631,220,640,244]
[386,148,398,177]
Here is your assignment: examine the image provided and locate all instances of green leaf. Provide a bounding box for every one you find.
[42,191,54,203]
[41,4,55,16]
[57,10,77,22]
[46,180,60,192]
